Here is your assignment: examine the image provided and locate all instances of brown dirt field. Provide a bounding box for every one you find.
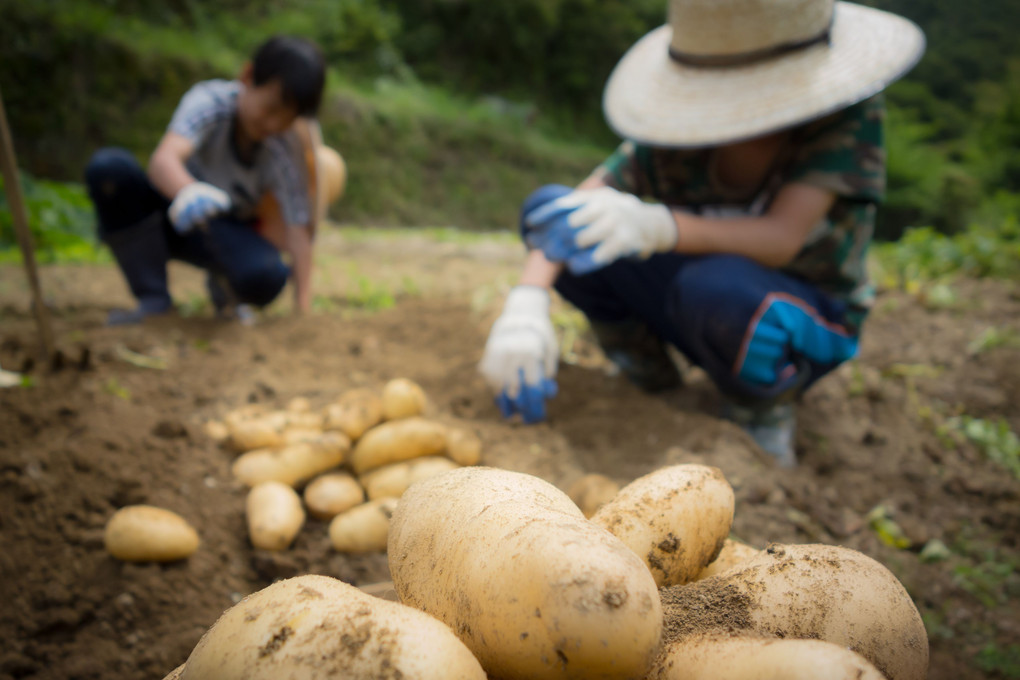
[0,230,1018,679]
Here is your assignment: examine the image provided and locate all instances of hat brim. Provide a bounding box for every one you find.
[603,2,925,148]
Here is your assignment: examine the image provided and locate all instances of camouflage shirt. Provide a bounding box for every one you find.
[594,95,886,327]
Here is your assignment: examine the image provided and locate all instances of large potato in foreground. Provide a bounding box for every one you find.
[177,575,486,680]
[389,467,663,680]
[104,506,200,562]
[592,465,734,587]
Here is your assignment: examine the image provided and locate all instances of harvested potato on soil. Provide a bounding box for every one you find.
[349,417,447,474]
[693,539,760,581]
[359,456,459,500]
[303,472,365,519]
[104,506,200,563]
[323,388,383,440]
[660,543,928,680]
[175,574,486,680]
[444,427,482,466]
[566,473,619,518]
[381,378,428,420]
[246,481,305,551]
[592,464,734,587]
[646,633,886,680]
[388,467,663,680]
[286,396,311,413]
[281,427,326,446]
[201,420,229,444]
[226,418,285,453]
[232,433,349,487]
[329,497,399,553]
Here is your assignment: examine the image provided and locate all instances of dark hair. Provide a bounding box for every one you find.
[252,36,326,117]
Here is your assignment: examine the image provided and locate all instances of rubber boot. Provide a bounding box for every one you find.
[721,400,797,467]
[589,318,682,392]
[102,213,173,325]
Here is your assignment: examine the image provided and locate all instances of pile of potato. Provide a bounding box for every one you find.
[163,463,929,680]
[103,378,481,563]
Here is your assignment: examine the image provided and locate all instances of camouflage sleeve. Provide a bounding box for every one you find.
[786,95,886,203]
[591,141,653,195]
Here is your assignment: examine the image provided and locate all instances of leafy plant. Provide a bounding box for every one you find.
[939,415,1020,479]
[0,173,105,263]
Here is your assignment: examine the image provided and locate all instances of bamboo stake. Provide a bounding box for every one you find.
[0,85,56,361]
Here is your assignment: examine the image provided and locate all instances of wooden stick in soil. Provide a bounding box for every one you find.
[0,85,56,361]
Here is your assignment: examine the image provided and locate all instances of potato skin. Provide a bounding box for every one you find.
[329,498,399,552]
[179,575,486,680]
[381,378,428,420]
[647,634,887,680]
[566,473,620,518]
[349,417,448,474]
[388,467,663,680]
[162,664,185,680]
[591,465,734,587]
[323,388,383,440]
[359,456,459,500]
[445,427,482,466]
[246,482,305,551]
[232,433,349,487]
[693,539,759,581]
[104,506,200,562]
[303,473,365,519]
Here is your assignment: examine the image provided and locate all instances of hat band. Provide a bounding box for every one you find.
[669,22,832,67]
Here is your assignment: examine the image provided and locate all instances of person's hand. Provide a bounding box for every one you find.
[478,286,559,424]
[525,186,678,274]
[168,182,231,234]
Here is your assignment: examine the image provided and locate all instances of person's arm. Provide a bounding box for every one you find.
[148,132,198,199]
[286,225,314,314]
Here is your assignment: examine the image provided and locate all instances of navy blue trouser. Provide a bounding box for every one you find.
[85,147,289,306]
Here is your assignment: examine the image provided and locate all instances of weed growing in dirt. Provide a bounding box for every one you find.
[939,415,1020,479]
[967,325,1020,355]
[103,378,131,400]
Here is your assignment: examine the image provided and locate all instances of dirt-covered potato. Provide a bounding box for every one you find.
[591,465,734,587]
[349,417,448,474]
[381,378,428,420]
[444,427,482,466]
[693,539,760,581]
[329,498,399,553]
[176,575,486,679]
[647,634,886,680]
[246,481,305,551]
[388,467,663,680]
[104,506,200,562]
[661,543,928,680]
[322,388,384,441]
[232,432,350,487]
[303,472,365,520]
[566,473,620,518]
[359,456,459,500]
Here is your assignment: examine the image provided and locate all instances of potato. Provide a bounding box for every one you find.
[303,472,365,519]
[647,634,886,680]
[566,473,619,518]
[388,467,663,680]
[329,498,399,553]
[349,417,448,474]
[232,432,350,487]
[445,427,482,466]
[286,396,311,412]
[104,506,200,562]
[662,543,928,680]
[177,574,486,679]
[694,539,759,581]
[591,464,734,587]
[381,378,428,420]
[162,664,185,680]
[246,482,305,551]
[281,427,329,446]
[227,418,285,453]
[202,420,230,444]
[284,411,323,430]
[323,388,383,440]
[360,456,460,500]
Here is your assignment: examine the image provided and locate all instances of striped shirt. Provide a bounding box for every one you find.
[168,79,310,227]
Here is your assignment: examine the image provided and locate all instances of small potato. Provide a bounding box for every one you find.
[281,427,330,446]
[592,464,734,587]
[381,378,427,420]
[247,482,305,551]
[323,388,383,440]
[202,420,230,444]
[359,456,459,500]
[329,498,398,553]
[647,634,886,680]
[445,427,482,466]
[694,539,760,581]
[227,418,285,453]
[566,473,619,518]
[349,417,448,474]
[104,506,199,562]
[303,473,365,520]
[223,404,267,429]
[177,575,486,679]
[286,396,312,413]
[232,432,350,487]
[284,411,323,430]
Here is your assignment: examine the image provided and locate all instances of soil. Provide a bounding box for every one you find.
[1,230,1018,679]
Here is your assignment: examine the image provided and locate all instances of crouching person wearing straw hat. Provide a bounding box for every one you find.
[479,0,925,467]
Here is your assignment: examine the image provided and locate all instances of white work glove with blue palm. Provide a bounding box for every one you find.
[478,286,559,424]
[168,182,232,234]
[525,186,678,275]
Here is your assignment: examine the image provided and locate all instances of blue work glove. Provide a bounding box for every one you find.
[521,184,602,274]
[168,182,232,234]
[478,286,559,424]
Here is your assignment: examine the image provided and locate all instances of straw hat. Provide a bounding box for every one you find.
[603,0,925,148]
